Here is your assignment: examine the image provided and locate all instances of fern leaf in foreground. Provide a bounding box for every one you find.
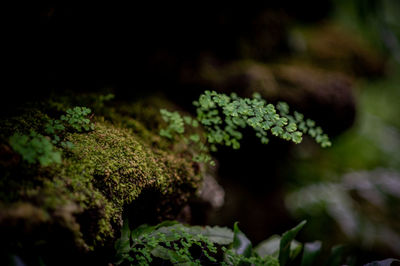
[160,90,331,164]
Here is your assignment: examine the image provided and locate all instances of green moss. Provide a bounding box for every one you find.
[0,95,204,252]
[0,108,51,140]
[61,121,199,246]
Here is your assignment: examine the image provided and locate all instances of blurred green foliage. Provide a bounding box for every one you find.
[115,219,398,265]
[9,131,61,166]
[60,106,94,132]
[335,0,400,62]
[115,220,311,265]
[284,53,400,260]
[281,0,400,258]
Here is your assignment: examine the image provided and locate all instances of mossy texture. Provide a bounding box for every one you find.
[0,96,203,254]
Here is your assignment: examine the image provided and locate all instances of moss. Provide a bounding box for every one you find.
[0,95,204,255]
[62,121,199,247]
[0,108,50,141]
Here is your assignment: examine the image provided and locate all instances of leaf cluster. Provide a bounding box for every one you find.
[10,106,94,166]
[114,220,311,265]
[115,220,399,265]
[159,109,186,139]
[9,131,62,167]
[60,106,94,132]
[115,220,226,265]
[45,106,94,147]
[160,90,331,164]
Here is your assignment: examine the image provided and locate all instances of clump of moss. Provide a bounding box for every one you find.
[0,94,205,257]
[61,121,200,247]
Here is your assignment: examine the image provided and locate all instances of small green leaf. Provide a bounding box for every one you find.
[192,120,199,127]
[266,104,276,114]
[131,224,155,240]
[151,246,176,261]
[286,123,297,133]
[290,241,303,262]
[300,241,321,266]
[306,119,315,127]
[271,126,283,136]
[298,121,307,132]
[276,117,288,127]
[193,225,234,245]
[261,137,269,144]
[189,134,200,143]
[115,219,131,254]
[282,132,292,140]
[232,139,240,149]
[277,102,289,114]
[154,220,179,230]
[255,235,280,258]
[309,128,316,137]
[294,111,304,122]
[159,129,172,139]
[279,220,306,266]
[233,222,252,258]
[183,116,192,125]
[291,131,302,144]
[255,235,302,261]
[252,92,261,99]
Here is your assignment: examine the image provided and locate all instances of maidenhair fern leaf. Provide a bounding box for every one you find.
[160,90,331,164]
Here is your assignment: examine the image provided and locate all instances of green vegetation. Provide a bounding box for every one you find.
[45,106,94,136]
[160,90,331,164]
[60,106,95,132]
[282,66,400,255]
[3,1,399,264]
[1,97,204,254]
[115,220,400,265]
[9,131,61,166]
[57,120,200,248]
[46,106,94,149]
[9,106,94,167]
[114,220,306,265]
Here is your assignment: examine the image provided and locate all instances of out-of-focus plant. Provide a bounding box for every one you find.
[45,106,94,148]
[91,93,115,112]
[336,0,400,63]
[115,220,308,265]
[115,219,399,265]
[286,169,400,255]
[60,106,94,132]
[9,131,62,166]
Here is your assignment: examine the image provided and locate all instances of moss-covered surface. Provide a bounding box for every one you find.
[0,94,204,262]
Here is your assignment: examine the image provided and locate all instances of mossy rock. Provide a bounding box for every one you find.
[0,95,204,263]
